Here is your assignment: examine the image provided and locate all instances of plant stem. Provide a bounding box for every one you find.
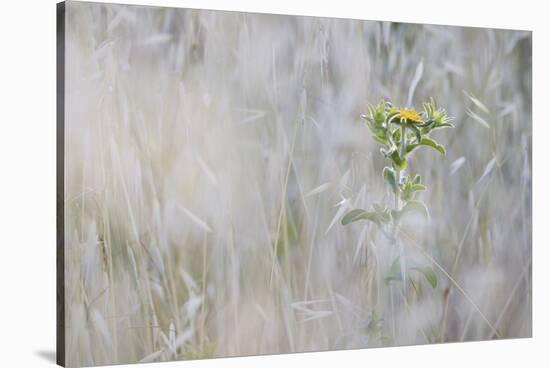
[396,125,408,297]
[399,125,406,189]
[394,125,407,212]
[399,125,406,163]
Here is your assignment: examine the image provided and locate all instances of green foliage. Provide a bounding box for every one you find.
[343,99,452,297]
[341,206,392,226]
[400,174,426,202]
[341,209,379,226]
[384,258,438,289]
[344,99,452,226]
[383,166,398,193]
[407,137,446,156]
[392,200,430,222]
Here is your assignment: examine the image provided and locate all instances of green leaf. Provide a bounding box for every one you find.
[422,137,446,155]
[372,103,386,124]
[385,257,402,283]
[365,120,386,139]
[372,135,388,145]
[422,101,434,117]
[371,204,392,224]
[401,200,429,219]
[413,174,421,184]
[412,183,426,192]
[341,209,380,226]
[383,166,398,193]
[400,178,414,202]
[412,267,438,288]
[434,122,454,129]
[407,137,446,156]
[392,127,401,142]
[390,151,407,170]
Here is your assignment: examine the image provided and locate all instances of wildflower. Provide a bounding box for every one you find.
[394,107,422,123]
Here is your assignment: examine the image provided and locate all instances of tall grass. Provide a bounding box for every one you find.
[64,2,531,366]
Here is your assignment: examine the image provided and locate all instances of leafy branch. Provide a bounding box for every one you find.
[342,99,453,228]
[341,99,453,291]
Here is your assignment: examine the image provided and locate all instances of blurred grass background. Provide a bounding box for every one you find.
[64,2,531,366]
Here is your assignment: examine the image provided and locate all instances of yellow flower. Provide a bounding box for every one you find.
[394,107,422,123]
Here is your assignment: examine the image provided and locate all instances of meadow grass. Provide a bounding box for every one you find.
[64,2,531,366]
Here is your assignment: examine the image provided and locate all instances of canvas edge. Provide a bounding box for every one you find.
[56,1,66,367]
[66,0,533,32]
